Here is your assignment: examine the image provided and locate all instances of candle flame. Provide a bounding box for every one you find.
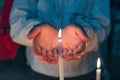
[97,58,101,68]
[58,28,62,38]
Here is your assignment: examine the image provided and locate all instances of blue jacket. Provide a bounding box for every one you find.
[10,0,110,47]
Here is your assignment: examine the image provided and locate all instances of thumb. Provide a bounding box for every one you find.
[76,28,90,43]
[27,27,41,39]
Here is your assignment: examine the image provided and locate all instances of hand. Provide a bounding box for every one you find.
[61,24,89,61]
[27,24,58,64]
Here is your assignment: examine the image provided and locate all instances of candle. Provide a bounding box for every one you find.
[96,58,101,80]
[58,29,64,80]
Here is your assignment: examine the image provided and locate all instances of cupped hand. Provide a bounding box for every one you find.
[27,24,58,64]
[61,24,89,61]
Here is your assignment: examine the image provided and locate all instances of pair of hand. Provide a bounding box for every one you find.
[27,24,89,64]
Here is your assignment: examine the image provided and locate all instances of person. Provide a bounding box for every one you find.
[0,0,26,68]
[0,0,18,60]
[10,0,110,80]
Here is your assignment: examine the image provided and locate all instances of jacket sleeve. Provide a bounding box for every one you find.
[10,0,41,46]
[75,0,111,53]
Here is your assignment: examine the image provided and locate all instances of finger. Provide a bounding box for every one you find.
[72,48,77,55]
[46,50,58,64]
[65,49,75,61]
[32,47,47,63]
[80,42,86,52]
[70,48,80,60]
[68,49,74,56]
[75,42,86,58]
[32,42,44,59]
[41,49,53,64]
[76,43,82,53]
[77,42,85,54]
[47,50,54,60]
[32,48,43,59]
[32,41,42,53]
[66,49,82,61]
[76,28,90,42]
[41,48,48,60]
[44,49,53,64]
[62,48,67,58]
[52,49,58,64]
[62,49,74,61]
[38,58,49,64]
[27,27,41,39]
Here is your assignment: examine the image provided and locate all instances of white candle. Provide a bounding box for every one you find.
[58,29,64,80]
[96,58,101,80]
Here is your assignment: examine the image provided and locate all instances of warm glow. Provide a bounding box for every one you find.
[58,29,62,38]
[97,58,101,68]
